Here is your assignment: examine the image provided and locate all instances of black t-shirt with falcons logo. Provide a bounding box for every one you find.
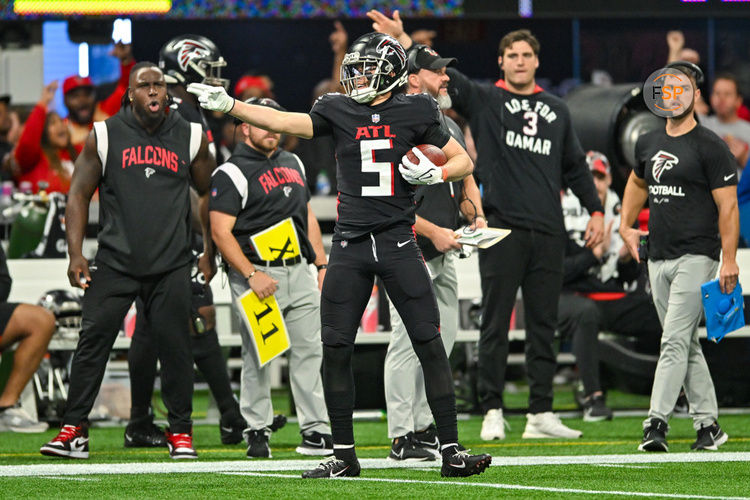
[93,106,202,276]
[634,125,737,260]
[209,142,315,263]
[310,92,451,240]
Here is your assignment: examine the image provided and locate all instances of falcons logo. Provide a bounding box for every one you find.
[651,151,679,183]
[170,39,212,72]
[376,36,406,67]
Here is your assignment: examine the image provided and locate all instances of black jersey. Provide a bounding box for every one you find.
[310,92,451,239]
[92,106,202,276]
[209,142,315,263]
[414,113,466,261]
[447,69,602,236]
[634,125,737,261]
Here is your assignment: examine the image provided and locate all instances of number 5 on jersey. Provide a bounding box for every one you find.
[360,139,393,196]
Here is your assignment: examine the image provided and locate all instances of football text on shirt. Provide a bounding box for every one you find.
[648,150,685,202]
[121,145,179,171]
[258,166,306,194]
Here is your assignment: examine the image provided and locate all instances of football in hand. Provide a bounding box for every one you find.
[406,144,448,166]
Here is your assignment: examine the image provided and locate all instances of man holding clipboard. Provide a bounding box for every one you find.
[209,97,332,459]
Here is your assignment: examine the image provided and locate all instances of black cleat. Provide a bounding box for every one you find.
[269,414,287,433]
[245,429,271,458]
[691,422,728,451]
[219,410,248,445]
[296,431,334,456]
[638,418,669,452]
[441,448,492,477]
[302,457,361,478]
[124,422,167,448]
[388,432,436,461]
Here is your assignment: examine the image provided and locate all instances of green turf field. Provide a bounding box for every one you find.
[2,407,749,499]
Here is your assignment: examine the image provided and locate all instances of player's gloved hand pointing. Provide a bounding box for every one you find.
[186,83,235,113]
[399,147,445,185]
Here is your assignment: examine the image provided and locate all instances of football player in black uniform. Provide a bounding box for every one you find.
[41,62,215,460]
[188,32,491,478]
[123,34,248,449]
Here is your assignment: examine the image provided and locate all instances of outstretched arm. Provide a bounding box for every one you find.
[187,83,314,139]
[66,132,102,289]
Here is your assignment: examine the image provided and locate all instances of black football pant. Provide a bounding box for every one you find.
[320,225,458,452]
[63,263,194,433]
[478,225,565,414]
[128,288,239,426]
[557,291,662,396]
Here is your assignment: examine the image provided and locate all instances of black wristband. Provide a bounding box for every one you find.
[245,270,256,280]
[316,264,328,271]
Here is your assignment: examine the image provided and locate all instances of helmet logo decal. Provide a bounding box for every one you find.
[375,36,406,68]
[172,39,212,72]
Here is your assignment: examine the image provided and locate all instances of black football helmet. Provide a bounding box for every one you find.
[38,289,82,339]
[340,32,408,104]
[159,34,229,89]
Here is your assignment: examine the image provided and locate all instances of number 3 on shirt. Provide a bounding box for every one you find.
[360,139,393,196]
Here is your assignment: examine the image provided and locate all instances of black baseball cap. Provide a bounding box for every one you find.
[407,45,457,74]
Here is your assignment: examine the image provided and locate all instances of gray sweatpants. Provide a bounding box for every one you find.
[384,253,458,438]
[647,254,719,431]
[228,264,330,435]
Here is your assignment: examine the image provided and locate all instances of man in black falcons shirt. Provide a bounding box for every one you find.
[620,62,739,453]
[188,32,491,478]
[210,97,333,459]
[40,62,215,460]
[123,34,248,450]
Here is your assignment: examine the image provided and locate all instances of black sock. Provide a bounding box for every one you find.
[411,336,459,446]
[192,328,236,415]
[334,445,357,463]
[322,344,357,461]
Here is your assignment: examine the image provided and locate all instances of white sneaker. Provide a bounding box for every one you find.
[0,406,49,433]
[522,412,582,439]
[480,408,509,440]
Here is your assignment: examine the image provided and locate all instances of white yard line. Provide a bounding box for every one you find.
[224,471,749,500]
[1,452,749,478]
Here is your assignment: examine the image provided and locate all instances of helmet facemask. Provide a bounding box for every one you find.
[340,51,406,104]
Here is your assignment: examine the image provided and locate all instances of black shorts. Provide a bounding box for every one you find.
[321,224,439,346]
[0,302,20,339]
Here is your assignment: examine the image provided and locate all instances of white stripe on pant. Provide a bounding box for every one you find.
[384,252,459,439]
[228,264,330,435]
[647,254,719,430]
